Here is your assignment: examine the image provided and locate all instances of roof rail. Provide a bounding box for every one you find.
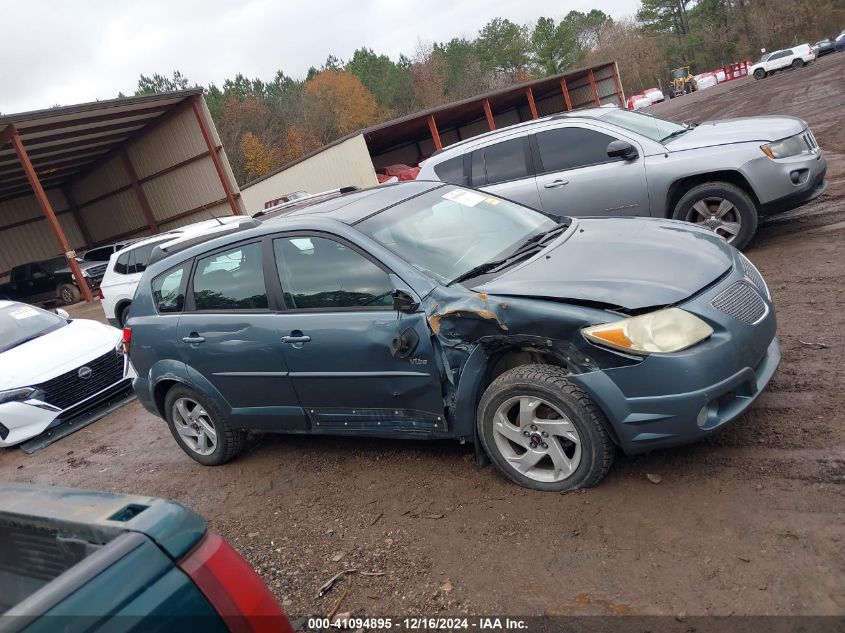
[147,220,260,266]
[252,186,360,218]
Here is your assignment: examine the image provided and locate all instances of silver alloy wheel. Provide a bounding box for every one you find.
[492,395,582,483]
[172,397,218,456]
[686,197,741,243]
[61,287,75,303]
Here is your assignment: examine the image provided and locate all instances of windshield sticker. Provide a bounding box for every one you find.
[9,306,39,320]
[442,189,486,207]
[485,198,500,205]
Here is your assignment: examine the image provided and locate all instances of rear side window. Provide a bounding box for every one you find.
[130,242,159,274]
[192,242,268,311]
[273,236,393,310]
[113,250,134,275]
[151,264,188,314]
[433,156,466,185]
[83,247,112,262]
[11,265,28,282]
[534,127,617,173]
[483,138,530,185]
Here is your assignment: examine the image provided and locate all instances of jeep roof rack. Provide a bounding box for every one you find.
[252,186,360,218]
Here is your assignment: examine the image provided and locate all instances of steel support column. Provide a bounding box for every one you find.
[427,114,442,151]
[62,186,93,249]
[589,69,601,106]
[483,99,496,131]
[559,78,573,111]
[6,125,94,302]
[525,87,539,119]
[612,62,626,107]
[191,96,240,216]
[121,151,159,233]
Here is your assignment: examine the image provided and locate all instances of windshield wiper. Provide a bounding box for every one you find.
[1,333,44,353]
[447,222,570,286]
[660,126,691,143]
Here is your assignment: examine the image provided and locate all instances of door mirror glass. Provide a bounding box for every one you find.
[607,140,638,160]
[392,289,419,313]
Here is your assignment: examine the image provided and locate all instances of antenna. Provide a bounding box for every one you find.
[206,210,225,226]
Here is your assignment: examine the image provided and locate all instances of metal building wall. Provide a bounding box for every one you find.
[239,135,378,212]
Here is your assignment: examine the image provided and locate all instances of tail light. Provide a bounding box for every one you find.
[122,327,131,355]
[179,532,293,633]
[97,288,104,300]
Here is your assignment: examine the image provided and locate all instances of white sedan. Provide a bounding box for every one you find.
[0,301,131,447]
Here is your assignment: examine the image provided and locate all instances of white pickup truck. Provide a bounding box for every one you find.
[750,44,815,79]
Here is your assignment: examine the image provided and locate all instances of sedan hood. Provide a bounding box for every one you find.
[475,218,734,310]
[0,319,121,390]
[666,116,806,151]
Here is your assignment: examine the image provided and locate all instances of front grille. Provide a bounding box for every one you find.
[802,131,818,152]
[740,256,767,295]
[36,351,124,411]
[84,263,108,279]
[711,281,767,324]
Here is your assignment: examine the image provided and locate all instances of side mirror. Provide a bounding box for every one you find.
[392,289,419,313]
[55,308,70,320]
[607,140,638,160]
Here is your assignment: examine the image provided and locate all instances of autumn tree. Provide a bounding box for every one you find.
[303,70,379,141]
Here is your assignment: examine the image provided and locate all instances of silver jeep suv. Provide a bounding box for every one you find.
[417,107,827,249]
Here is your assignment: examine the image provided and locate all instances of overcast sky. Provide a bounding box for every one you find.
[1,0,639,114]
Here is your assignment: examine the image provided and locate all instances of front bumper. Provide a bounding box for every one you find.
[569,256,780,454]
[744,149,827,212]
[0,378,132,447]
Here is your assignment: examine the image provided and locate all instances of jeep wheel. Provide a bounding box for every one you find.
[673,181,758,250]
[164,385,246,466]
[753,68,766,80]
[792,58,804,69]
[58,283,81,305]
[477,364,615,492]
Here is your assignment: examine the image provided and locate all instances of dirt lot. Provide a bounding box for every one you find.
[2,54,844,620]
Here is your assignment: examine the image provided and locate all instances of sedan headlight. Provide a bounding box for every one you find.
[761,134,810,159]
[0,387,36,404]
[582,308,713,355]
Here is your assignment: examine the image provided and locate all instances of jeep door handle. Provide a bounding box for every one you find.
[182,335,206,344]
[544,179,569,189]
[282,335,311,344]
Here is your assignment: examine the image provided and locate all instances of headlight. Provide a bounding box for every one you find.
[761,134,809,159]
[0,387,36,404]
[582,308,713,355]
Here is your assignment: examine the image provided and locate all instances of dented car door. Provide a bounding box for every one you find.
[270,233,446,434]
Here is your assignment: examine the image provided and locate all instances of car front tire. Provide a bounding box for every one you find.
[477,364,615,492]
[164,385,246,466]
[673,181,758,250]
[753,68,766,79]
[58,283,81,305]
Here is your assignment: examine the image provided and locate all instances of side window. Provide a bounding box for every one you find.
[433,156,466,185]
[151,264,188,314]
[273,236,393,310]
[192,242,268,311]
[130,242,159,274]
[470,150,485,186]
[113,250,134,275]
[30,265,47,280]
[83,247,111,262]
[535,127,618,173]
[483,138,530,185]
[12,265,28,282]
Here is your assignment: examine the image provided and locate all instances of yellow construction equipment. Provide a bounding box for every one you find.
[668,66,698,98]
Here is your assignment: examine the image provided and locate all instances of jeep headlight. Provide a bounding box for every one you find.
[582,308,713,355]
[761,134,809,159]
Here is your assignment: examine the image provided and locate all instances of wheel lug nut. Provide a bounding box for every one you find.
[530,424,537,430]
[541,431,548,437]
[541,442,548,449]
[523,430,530,437]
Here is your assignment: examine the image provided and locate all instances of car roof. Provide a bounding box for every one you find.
[259,181,444,226]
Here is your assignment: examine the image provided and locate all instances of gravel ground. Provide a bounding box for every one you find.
[2,53,844,621]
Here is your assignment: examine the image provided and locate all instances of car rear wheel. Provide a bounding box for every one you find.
[753,68,766,79]
[58,283,81,305]
[164,385,246,466]
[673,181,758,250]
[792,58,804,68]
[477,364,615,492]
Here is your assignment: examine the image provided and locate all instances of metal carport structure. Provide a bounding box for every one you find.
[0,90,242,302]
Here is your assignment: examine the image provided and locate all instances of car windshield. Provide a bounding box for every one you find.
[759,53,772,62]
[357,186,561,284]
[597,108,688,143]
[0,304,66,354]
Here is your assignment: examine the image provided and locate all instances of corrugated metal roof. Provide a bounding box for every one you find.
[0,89,203,200]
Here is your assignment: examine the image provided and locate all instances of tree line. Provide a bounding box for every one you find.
[134,1,843,186]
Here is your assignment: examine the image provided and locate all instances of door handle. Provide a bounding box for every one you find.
[544,179,569,189]
[282,335,311,344]
[182,335,206,344]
